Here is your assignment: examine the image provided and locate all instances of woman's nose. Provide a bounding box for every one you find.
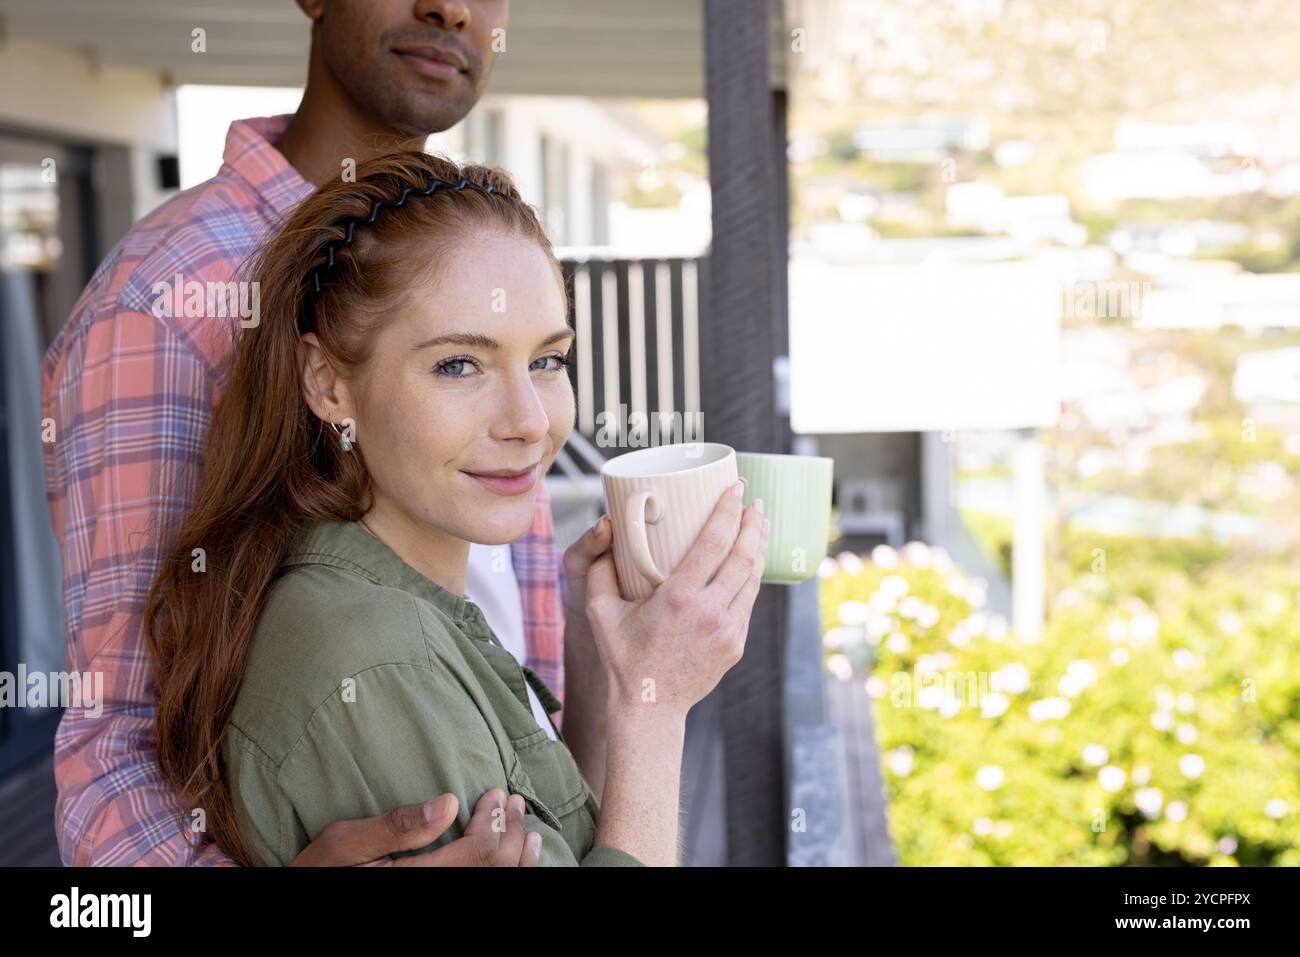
[490,374,550,443]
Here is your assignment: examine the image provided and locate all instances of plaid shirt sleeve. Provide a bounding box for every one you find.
[511,479,567,710]
[43,297,233,866]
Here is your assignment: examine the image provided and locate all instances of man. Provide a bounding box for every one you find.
[43,0,546,867]
[45,0,751,868]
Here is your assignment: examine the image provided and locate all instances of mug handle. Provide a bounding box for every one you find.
[624,490,666,587]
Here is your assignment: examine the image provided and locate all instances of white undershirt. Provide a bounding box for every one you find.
[464,543,559,741]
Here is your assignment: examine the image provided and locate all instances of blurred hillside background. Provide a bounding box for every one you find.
[617,0,1300,865]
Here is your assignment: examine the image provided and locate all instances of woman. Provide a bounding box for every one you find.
[143,152,767,867]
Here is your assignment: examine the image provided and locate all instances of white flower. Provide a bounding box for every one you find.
[946,574,970,600]
[898,596,924,620]
[1151,712,1174,732]
[867,613,896,639]
[1110,647,1130,666]
[1082,744,1109,766]
[886,632,911,654]
[869,545,898,568]
[1176,724,1198,745]
[1176,693,1197,714]
[1265,799,1287,819]
[901,541,932,567]
[1172,648,1198,670]
[817,557,840,579]
[939,693,962,719]
[1130,613,1160,644]
[917,605,941,629]
[976,765,1004,790]
[869,590,897,613]
[1132,765,1151,786]
[948,625,971,649]
[1166,801,1188,822]
[1028,696,1071,721]
[1179,754,1205,779]
[1155,687,1175,712]
[991,663,1030,695]
[1067,660,1098,688]
[837,551,866,574]
[1059,660,1098,698]
[988,616,1009,641]
[968,581,988,609]
[1108,619,1129,643]
[973,816,994,835]
[837,600,871,626]
[826,654,853,681]
[864,675,887,699]
[1135,787,1163,818]
[1217,836,1238,856]
[917,684,945,710]
[981,691,1010,719]
[931,547,954,573]
[1218,611,1242,635]
[1057,587,1081,608]
[1058,674,1087,698]
[1099,765,1126,792]
[886,746,914,777]
[994,820,1013,838]
[880,574,909,599]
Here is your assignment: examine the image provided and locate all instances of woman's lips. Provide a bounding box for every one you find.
[462,465,538,496]
[394,50,463,81]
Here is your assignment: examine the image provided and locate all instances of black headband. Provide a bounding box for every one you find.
[299,174,497,334]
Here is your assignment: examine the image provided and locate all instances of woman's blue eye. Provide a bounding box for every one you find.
[437,357,476,378]
[532,353,571,372]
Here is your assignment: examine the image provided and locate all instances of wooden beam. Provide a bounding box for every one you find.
[702,0,790,866]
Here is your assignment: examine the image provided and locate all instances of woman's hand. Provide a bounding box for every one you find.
[562,515,614,675]
[582,480,768,717]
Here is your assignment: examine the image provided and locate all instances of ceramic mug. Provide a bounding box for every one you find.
[735,452,834,584]
[600,442,739,601]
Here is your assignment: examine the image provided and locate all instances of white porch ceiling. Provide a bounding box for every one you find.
[0,0,788,98]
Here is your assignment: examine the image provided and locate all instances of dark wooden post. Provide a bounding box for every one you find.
[702,0,790,866]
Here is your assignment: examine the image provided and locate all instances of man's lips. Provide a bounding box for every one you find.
[461,465,539,496]
[393,46,468,81]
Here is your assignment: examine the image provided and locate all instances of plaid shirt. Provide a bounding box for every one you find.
[40,114,567,866]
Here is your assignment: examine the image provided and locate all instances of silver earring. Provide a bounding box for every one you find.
[329,420,352,452]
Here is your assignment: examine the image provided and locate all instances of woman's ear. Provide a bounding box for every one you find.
[298,333,356,426]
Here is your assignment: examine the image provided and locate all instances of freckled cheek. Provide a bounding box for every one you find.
[365,375,473,473]
[405,396,481,471]
[543,381,576,452]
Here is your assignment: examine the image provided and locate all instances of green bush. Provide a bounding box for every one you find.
[819,541,1300,865]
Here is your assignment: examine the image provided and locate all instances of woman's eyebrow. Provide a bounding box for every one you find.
[412,329,574,351]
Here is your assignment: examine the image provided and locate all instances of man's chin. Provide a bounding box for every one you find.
[389,94,476,138]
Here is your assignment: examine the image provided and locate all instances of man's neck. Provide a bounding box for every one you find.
[272,85,428,188]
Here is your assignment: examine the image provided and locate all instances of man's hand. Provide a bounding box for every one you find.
[289,789,542,867]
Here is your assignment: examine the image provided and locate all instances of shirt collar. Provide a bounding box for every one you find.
[221,114,315,218]
[281,518,483,629]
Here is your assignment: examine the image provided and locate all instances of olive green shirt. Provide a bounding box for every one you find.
[223,518,643,867]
